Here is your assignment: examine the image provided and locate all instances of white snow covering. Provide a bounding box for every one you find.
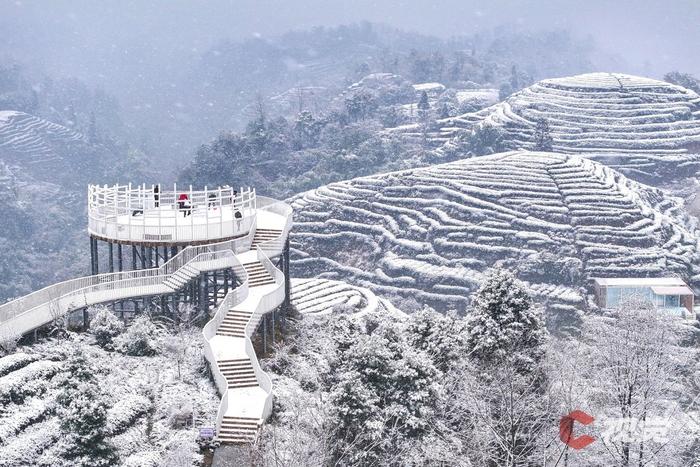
[413,82,446,93]
[291,278,403,317]
[455,88,499,105]
[401,73,700,177]
[289,150,700,312]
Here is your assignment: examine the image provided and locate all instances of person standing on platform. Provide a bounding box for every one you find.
[178,193,191,216]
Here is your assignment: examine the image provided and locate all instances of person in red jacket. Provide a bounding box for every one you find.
[177,193,191,217]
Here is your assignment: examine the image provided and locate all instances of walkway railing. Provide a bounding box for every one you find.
[88,184,257,243]
[0,215,258,336]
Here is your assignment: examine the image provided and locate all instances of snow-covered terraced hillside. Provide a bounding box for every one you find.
[291,278,402,317]
[289,151,699,312]
[409,73,700,179]
[0,111,87,166]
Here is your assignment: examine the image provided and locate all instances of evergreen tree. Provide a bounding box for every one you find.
[328,315,439,464]
[465,124,506,156]
[417,90,430,112]
[466,268,547,369]
[56,353,116,466]
[533,118,554,152]
[664,71,700,94]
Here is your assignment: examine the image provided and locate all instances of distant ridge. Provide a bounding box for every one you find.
[399,73,700,180]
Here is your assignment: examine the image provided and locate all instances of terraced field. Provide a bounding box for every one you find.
[404,73,700,180]
[289,151,699,313]
[290,278,402,317]
[0,111,86,166]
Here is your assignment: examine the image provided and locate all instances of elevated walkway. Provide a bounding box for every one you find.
[0,194,293,445]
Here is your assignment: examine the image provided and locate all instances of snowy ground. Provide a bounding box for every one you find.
[0,329,218,467]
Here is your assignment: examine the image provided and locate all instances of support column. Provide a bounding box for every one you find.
[117,244,123,272]
[140,245,146,269]
[90,237,98,275]
[108,242,114,273]
[263,315,267,354]
[223,269,229,296]
[203,273,210,311]
[282,238,291,332]
[132,245,137,270]
[271,308,275,345]
[83,308,89,330]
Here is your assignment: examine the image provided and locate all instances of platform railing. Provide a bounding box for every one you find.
[88,184,256,243]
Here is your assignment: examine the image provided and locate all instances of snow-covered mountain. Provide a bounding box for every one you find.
[0,111,93,182]
[406,73,700,180]
[289,150,699,315]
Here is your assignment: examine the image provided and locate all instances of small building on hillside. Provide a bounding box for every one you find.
[592,277,695,316]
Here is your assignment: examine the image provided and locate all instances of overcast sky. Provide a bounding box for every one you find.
[2,0,699,82]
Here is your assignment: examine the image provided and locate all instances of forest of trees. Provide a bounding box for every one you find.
[254,270,700,466]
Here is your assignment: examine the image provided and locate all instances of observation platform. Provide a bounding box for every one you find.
[88,184,257,245]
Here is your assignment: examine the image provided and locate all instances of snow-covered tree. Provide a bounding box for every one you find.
[467,268,547,369]
[328,315,440,464]
[56,353,116,466]
[114,315,160,356]
[89,306,124,350]
[580,298,696,466]
[465,123,506,156]
[405,307,469,372]
[533,118,554,152]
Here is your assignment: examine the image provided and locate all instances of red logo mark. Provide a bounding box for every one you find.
[559,410,595,450]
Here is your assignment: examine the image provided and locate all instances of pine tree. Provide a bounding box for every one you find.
[466,268,547,370]
[533,118,554,152]
[417,90,430,112]
[56,353,117,466]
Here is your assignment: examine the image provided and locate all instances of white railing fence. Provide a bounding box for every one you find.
[0,220,259,335]
[256,196,293,257]
[88,184,257,243]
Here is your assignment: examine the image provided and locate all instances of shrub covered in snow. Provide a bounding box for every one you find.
[89,306,124,350]
[114,316,160,356]
[55,353,117,467]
